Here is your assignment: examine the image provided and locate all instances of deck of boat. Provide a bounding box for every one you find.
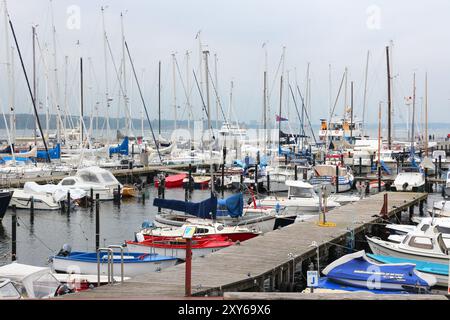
[60,191,428,299]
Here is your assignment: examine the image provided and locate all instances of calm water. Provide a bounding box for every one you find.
[0,187,219,267]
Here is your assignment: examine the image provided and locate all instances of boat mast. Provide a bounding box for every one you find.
[278,47,286,152]
[32,25,38,146]
[172,53,177,131]
[386,45,392,150]
[101,6,110,146]
[3,0,14,146]
[158,60,161,137]
[350,81,353,142]
[214,53,219,131]
[263,69,267,155]
[203,50,214,195]
[411,72,416,153]
[80,57,84,146]
[121,12,130,137]
[425,72,428,157]
[50,0,61,144]
[185,51,192,146]
[377,101,381,169]
[362,51,369,137]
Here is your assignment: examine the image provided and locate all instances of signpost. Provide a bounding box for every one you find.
[307,270,319,293]
[183,226,196,297]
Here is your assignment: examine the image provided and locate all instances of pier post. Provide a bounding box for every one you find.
[419,200,424,216]
[365,180,370,196]
[90,188,94,209]
[30,196,34,215]
[378,166,382,192]
[284,154,288,165]
[438,155,442,177]
[335,165,339,193]
[66,191,70,214]
[11,213,17,261]
[222,147,226,197]
[240,174,244,192]
[185,239,192,297]
[380,193,388,219]
[369,154,374,171]
[359,157,362,176]
[266,175,270,194]
[424,168,429,192]
[312,154,316,167]
[294,165,298,181]
[255,164,259,194]
[95,193,100,251]
[409,204,415,220]
[188,164,193,198]
[303,168,307,180]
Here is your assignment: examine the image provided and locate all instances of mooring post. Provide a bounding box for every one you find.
[381,193,388,219]
[188,164,193,198]
[438,155,442,178]
[11,213,17,262]
[303,168,307,180]
[419,200,424,216]
[284,154,288,165]
[255,164,259,194]
[294,165,298,181]
[312,154,316,166]
[359,157,362,176]
[66,191,70,214]
[369,154,374,171]
[335,165,339,193]
[95,193,100,251]
[409,204,415,220]
[30,196,34,215]
[240,174,244,192]
[266,174,270,194]
[424,168,429,192]
[222,147,226,197]
[378,166,382,192]
[185,238,192,297]
[90,188,94,209]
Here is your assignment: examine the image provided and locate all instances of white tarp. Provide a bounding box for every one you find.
[23,181,87,202]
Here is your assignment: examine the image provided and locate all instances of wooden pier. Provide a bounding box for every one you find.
[60,191,428,299]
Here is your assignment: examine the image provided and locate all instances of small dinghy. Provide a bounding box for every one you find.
[321,250,436,292]
[154,174,187,188]
[51,246,178,277]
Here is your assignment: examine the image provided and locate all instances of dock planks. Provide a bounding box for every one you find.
[60,191,427,299]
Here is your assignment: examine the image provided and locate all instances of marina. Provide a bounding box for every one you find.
[0,0,449,307]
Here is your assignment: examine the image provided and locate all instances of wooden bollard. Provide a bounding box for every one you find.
[66,191,70,213]
[95,193,100,251]
[30,196,34,215]
[12,213,17,261]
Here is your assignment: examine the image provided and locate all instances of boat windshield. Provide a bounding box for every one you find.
[437,234,449,255]
[79,173,100,184]
[29,273,60,299]
[0,280,21,299]
[101,173,116,183]
[290,187,314,198]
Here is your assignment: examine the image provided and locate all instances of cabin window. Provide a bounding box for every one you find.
[420,224,430,232]
[101,173,116,183]
[61,179,75,186]
[79,173,100,183]
[436,226,450,234]
[195,228,208,234]
[402,235,410,244]
[290,187,313,198]
[408,236,434,250]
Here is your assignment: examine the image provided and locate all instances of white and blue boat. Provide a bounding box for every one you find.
[320,251,436,293]
[367,254,448,287]
[51,249,178,277]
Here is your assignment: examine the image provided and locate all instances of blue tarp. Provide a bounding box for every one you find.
[109,137,129,157]
[217,193,243,218]
[36,144,61,160]
[153,195,217,219]
[326,255,430,287]
[0,157,34,164]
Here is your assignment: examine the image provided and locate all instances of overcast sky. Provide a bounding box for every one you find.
[1,0,449,129]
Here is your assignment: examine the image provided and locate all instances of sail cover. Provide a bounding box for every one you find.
[36,144,61,160]
[217,193,243,218]
[153,195,217,219]
[109,137,129,157]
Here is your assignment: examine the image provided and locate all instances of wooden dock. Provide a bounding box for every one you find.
[60,191,427,299]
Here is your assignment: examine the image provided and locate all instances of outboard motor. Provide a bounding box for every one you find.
[402,182,409,191]
[57,244,72,257]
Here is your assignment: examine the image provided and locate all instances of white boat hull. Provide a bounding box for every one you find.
[51,256,177,277]
[126,243,222,260]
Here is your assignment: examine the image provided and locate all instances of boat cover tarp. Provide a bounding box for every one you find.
[318,277,409,294]
[153,195,217,219]
[217,193,243,218]
[109,137,129,156]
[23,181,87,202]
[323,250,433,287]
[36,144,61,160]
[367,254,448,276]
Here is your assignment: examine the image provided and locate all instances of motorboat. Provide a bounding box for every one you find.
[58,166,122,201]
[51,248,177,277]
[0,278,21,299]
[309,164,354,193]
[0,263,63,298]
[10,182,87,210]
[153,194,278,233]
[256,180,341,213]
[367,225,450,264]
[126,234,233,260]
[428,200,450,217]
[391,167,425,192]
[182,175,211,190]
[320,250,436,292]
[138,221,260,242]
[367,254,448,287]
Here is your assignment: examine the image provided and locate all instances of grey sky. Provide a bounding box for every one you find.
[1,0,450,130]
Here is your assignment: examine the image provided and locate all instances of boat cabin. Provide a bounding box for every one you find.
[286,180,316,199]
[59,167,121,189]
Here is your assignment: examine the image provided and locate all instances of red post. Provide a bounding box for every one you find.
[185,238,192,297]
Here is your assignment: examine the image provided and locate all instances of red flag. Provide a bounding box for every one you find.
[276,114,288,122]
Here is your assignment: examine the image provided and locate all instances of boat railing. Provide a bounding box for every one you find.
[97,248,114,287]
[108,245,125,283]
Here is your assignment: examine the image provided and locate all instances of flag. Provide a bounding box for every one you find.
[276,114,288,122]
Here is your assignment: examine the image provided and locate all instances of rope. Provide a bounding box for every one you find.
[16,216,56,253]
